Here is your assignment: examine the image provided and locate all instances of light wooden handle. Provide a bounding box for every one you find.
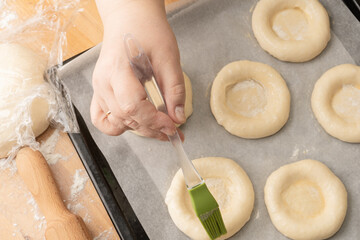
[16,147,91,240]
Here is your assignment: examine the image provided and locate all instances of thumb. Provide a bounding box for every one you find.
[155,58,186,125]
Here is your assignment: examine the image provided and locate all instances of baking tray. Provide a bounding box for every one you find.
[63,53,148,239]
[60,0,360,239]
[343,0,360,21]
[68,107,148,240]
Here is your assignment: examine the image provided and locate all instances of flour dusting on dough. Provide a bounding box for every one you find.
[70,169,89,199]
[226,79,267,118]
[332,84,360,123]
[205,178,230,209]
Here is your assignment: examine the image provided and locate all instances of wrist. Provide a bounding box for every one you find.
[96,0,166,30]
[99,1,169,53]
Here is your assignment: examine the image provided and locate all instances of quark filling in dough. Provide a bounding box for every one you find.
[281,180,324,219]
[332,84,360,123]
[225,79,267,118]
[252,0,330,62]
[182,178,232,216]
[205,178,231,208]
[166,157,254,240]
[265,159,347,240]
[271,8,309,41]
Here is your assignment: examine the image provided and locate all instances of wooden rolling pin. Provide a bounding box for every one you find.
[16,147,91,240]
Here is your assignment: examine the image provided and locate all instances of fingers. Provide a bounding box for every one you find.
[152,43,186,125]
[91,94,170,140]
[161,64,186,125]
[91,22,187,140]
[91,95,169,141]
[91,63,178,139]
[90,95,128,136]
[110,67,177,135]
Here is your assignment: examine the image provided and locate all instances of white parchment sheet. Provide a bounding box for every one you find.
[60,0,360,239]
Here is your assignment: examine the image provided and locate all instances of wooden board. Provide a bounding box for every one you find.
[0,0,178,238]
[0,128,119,239]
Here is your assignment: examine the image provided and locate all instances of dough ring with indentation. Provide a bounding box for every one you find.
[311,64,360,142]
[132,72,193,137]
[210,60,290,139]
[165,157,254,240]
[265,159,347,240]
[176,72,193,126]
[252,0,330,62]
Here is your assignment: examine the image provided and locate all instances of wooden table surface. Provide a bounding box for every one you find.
[0,0,178,239]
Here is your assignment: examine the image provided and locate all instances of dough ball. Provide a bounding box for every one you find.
[182,72,193,123]
[265,159,347,240]
[312,64,360,142]
[0,43,51,158]
[132,72,193,136]
[252,0,330,62]
[165,157,254,240]
[210,60,290,139]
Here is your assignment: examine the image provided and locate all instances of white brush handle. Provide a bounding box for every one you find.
[124,34,203,189]
[168,129,203,188]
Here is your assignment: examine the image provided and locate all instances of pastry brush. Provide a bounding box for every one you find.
[124,34,227,239]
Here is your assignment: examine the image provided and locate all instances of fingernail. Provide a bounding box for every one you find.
[175,105,186,123]
[161,127,176,136]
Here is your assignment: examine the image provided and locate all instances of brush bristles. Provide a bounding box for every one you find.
[199,208,227,239]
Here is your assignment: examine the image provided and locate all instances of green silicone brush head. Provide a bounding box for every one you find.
[188,182,227,239]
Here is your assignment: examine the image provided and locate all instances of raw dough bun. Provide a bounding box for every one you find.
[210,60,290,139]
[0,43,50,158]
[265,159,347,240]
[165,157,254,240]
[177,72,193,125]
[252,0,330,62]
[132,72,193,136]
[312,64,360,142]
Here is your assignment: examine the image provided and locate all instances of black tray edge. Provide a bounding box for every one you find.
[342,0,360,21]
[63,44,149,239]
[68,106,149,240]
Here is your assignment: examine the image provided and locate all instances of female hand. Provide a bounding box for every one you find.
[91,0,185,141]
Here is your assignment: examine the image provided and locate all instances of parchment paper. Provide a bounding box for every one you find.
[59,0,360,239]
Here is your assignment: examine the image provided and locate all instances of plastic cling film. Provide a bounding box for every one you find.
[0,0,83,66]
[0,0,83,161]
[0,83,53,158]
[46,66,79,133]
